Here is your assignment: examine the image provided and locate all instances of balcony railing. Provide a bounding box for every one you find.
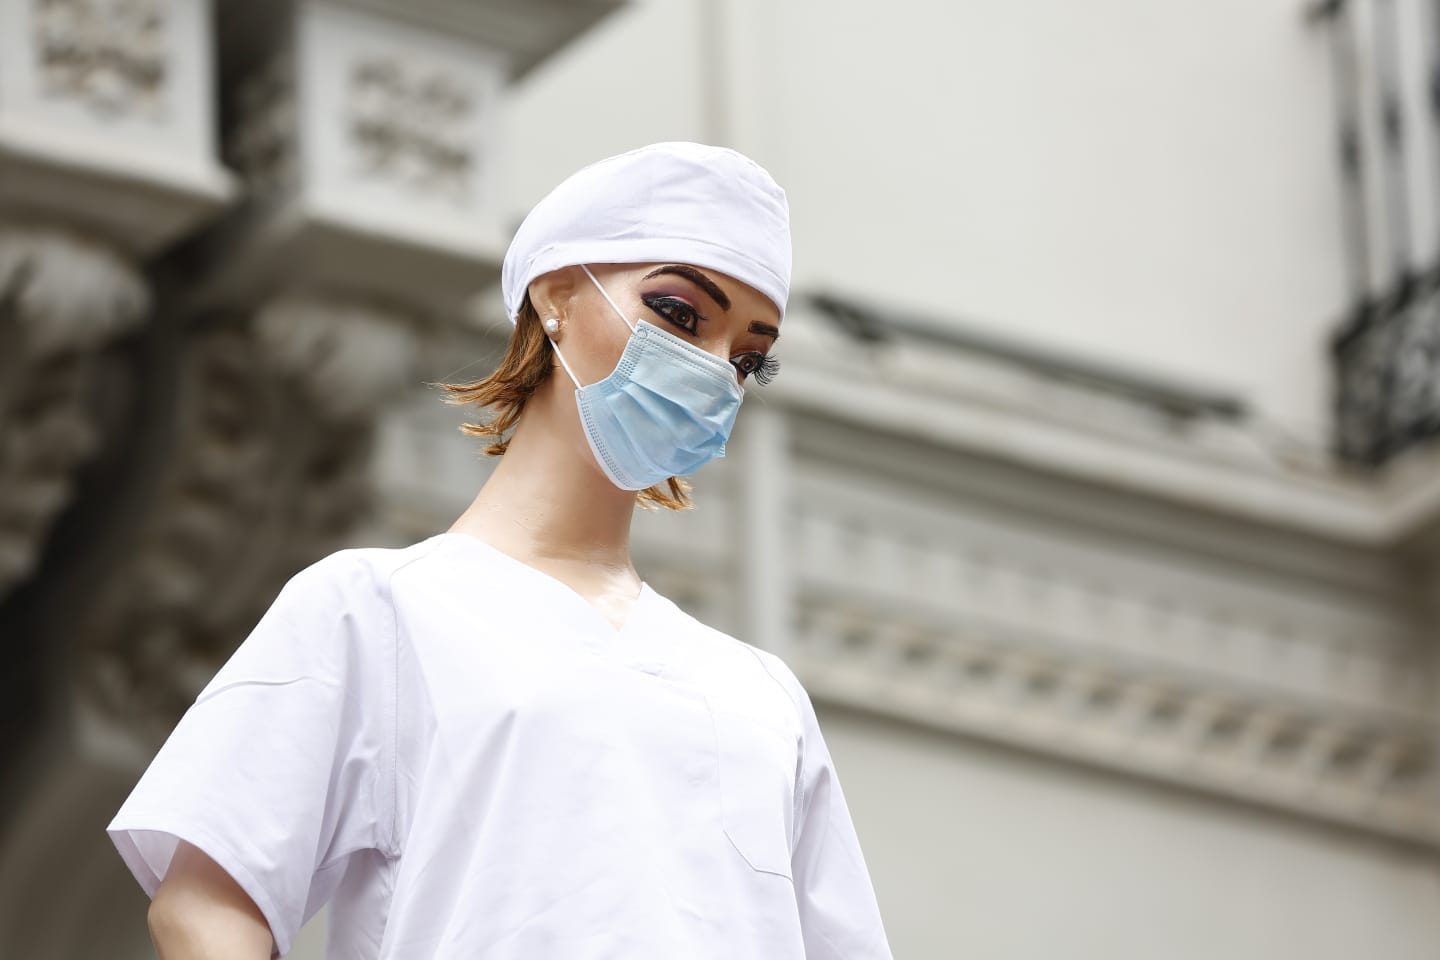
[1311,0,1440,464]
[1333,266,1440,465]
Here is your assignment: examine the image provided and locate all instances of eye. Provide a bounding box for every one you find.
[730,351,780,385]
[642,294,702,335]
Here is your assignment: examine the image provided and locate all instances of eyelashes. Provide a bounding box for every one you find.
[732,352,781,385]
[641,292,780,385]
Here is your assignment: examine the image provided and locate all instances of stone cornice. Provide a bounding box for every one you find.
[323,0,626,77]
[771,303,1440,550]
[792,643,1438,847]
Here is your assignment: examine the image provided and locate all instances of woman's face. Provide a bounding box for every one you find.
[558,261,783,389]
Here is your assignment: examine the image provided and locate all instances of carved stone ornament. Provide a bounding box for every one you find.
[34,0,169,118]
[76,296,421,738]
[227,52,298,198]
[0,225,149,356]
[78,323,376,737]
[347,55,476,200]
[0,225,148,599]
[252,295,420,420]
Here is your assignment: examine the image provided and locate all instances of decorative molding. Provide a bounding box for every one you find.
[320,0,624,78]
[791,491,1430,720]
[772,304,1440,547]
[252,295,420,420]
[0,225,149,356]
[77,324,375,737]
[227,52,298,198]
[76,297,421,738]
[778,467,1439,845]
[34,0,169,119]
[0,1,231,254]
[346,55,477,201]
[200,1,508,319]
[791,597,1437,845]
[0,225,148,599]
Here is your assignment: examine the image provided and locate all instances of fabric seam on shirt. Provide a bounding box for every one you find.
[381,536,450,860]
[736,643,810,838]
[808,789,852,959]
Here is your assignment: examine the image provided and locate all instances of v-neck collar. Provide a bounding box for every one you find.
[430,531,652,638]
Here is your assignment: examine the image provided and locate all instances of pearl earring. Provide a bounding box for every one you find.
[543,317,561,335]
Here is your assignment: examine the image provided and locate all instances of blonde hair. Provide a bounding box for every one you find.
[435,296,692,511]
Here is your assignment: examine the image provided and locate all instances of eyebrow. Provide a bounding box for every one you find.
[643,265,731,311]
[642,264,780,341]
[749,321,780,342]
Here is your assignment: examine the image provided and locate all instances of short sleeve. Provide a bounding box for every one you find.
[779,662,894,960]
[106,550,395,958]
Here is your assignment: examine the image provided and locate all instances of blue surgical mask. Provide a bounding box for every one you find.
[547,265,744,491]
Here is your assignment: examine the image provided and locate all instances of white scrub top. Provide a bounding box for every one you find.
[107,532,893,959]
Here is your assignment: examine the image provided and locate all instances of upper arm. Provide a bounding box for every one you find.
[109,551,397,956]
[149,841,276,959]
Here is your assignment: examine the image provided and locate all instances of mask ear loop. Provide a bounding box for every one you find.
[548,330,584,390]
[546,265,637,390]
[581,264,638,333]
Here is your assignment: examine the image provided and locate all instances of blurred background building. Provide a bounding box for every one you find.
[1,0,1439,957]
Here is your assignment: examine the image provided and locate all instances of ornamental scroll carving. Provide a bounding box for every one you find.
[76,297,420,740]
[227,52,298,198]
[34,0,169,118]
[347,56,476,200]
[0,226,148,600]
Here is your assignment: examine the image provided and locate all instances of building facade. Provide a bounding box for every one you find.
[0,1,1437,958]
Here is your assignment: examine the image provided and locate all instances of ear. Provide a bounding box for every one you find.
[527,266,583,323]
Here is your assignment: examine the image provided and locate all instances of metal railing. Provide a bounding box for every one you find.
[1311,0,1440,464]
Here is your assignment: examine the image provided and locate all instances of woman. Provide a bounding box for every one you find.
[108,142,893,959]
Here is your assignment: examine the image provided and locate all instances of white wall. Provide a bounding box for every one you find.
[497,0,709,215]
[822,705,1440,960]
[501,0,1350,447]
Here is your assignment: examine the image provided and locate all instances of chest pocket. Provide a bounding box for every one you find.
[711,708,799,880]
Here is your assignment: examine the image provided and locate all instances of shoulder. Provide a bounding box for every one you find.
[653,595,814,729]
[733,640,822,735]
[275,536,448,614]
[197,537,446,697]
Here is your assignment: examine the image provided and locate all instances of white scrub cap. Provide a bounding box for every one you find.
[501,141,792,323]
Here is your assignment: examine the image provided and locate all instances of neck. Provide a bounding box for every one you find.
[449,395,639,576]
